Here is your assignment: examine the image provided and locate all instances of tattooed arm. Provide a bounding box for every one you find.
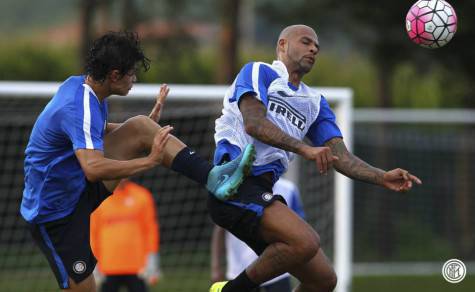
[325,137,422,191]
[240,94,308,153]
[240,94,338,173]
[325,137,385,185]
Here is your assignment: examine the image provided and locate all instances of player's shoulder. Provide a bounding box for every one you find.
[40,76,84,120]
[54,75,88,105]
[240,61,278,75]
[241,60,272,68]
[59,75,87,94]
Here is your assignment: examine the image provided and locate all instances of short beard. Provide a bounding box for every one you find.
[283,51,313,76]
[297,60,313,75]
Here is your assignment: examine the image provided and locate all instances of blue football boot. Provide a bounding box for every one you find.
[206,144,255,201]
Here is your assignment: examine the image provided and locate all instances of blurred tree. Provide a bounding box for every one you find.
[217,0,241,83]
[122,0,139,30]
[142,0,203,83]
[0,44,78,81]
[97,0,113,34]
[79,0,98,64]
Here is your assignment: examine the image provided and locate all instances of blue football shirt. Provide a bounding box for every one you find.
[21,75,108,223]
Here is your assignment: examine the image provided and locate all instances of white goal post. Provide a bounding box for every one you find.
[0,81,353,292]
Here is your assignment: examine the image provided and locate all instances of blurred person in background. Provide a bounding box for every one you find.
[211,178,305,292]
[91,179,160,292]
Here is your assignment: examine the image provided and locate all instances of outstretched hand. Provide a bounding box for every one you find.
[382,168,422,192]
[149,84,170,123]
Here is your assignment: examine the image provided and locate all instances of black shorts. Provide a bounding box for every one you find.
[28,181,112,289]
[102,275,148,292]
[208,175,286,255]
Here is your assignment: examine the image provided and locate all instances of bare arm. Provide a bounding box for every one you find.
[326,137,422,191]
[240,94,338,173]
[210,225,226,282]
[75,126,173,182]
[76,149,154,181]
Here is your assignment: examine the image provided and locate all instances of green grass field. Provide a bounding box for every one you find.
[150,274,475,292]
[1,270,473,292]
[352,275,474,292]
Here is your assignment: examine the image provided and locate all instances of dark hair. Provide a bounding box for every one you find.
[85,31,150,82]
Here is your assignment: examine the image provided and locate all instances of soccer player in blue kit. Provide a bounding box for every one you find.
[20,31,255,292]
[209,25,422,292]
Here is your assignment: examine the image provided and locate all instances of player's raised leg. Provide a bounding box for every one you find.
[102,115,255,198]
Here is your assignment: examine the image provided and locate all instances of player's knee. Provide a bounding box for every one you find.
[127,115,153,130]
[303,271,337,292]
[293,231,320,262]
[125,115,156,145]
[322,271,337,292]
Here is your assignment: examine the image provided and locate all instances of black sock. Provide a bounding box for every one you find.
[170,147,213,185]
[223,270,258,292]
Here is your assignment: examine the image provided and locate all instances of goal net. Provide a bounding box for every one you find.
[0,82,353,292]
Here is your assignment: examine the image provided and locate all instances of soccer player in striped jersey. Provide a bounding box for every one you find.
[20,31,255,292]
[209,25,422,292]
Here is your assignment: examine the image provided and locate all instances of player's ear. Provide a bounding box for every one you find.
[277,39,287,54]
[109,70,122,82]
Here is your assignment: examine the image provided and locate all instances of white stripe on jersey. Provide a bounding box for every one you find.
[252,62,261,100]
[82,84,94,149]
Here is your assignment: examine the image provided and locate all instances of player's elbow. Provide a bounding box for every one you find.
[244,123,256,136]
[75,149,107,182]
[243,120,260,137]
[82,167,101,182]
[84,173,100,183]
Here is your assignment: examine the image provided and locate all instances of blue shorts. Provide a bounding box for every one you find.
[27,181,112,289]
[208,174,286,255]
